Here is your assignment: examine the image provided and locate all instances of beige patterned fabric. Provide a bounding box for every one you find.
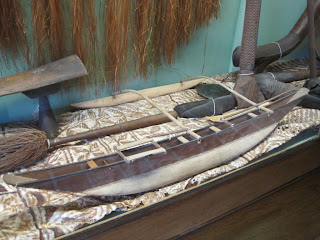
[0,73,319,239]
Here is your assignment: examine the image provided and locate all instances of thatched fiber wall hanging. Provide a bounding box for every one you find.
[0,0,29,72]
[0,0,221,93]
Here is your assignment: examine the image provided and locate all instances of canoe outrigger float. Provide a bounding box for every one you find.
[3,87,309,196]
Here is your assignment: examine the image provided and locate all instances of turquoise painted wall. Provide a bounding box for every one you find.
[0,0,308,124]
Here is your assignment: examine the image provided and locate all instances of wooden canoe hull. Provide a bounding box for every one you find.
[85,123,277,195]
[5,90,304,196]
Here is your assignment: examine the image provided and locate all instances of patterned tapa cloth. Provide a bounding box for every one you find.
[1,73,320,239]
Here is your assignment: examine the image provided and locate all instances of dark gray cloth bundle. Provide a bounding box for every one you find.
[174,95,236,118]
[174,73,320,119]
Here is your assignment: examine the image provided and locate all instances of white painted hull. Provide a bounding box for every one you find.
[3,88,308,196]
[84,123,277,196]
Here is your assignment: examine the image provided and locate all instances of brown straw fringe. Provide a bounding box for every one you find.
[151,0,164,70]
[162,0,178,66]
[84,0,100,92]
[85,0,99,74]
[31,0,66,66]
[105,0,133,91]
[121,0,132,80]
[71,0,94,92]
[105,0,119,88]
[26,0,221,95]
[150,0,221,71]
[31,0,49,66]
[195,0,221,28]
[71,0,86,66]
[48,0,65,61]
[0,0,29,71]
[176,0,195,46]
[133,0,154,79]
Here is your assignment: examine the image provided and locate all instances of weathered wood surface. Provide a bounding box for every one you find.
[0,55,87,96]
[56,130,320,240]
[71,78,205,109]
[182,167,320,240]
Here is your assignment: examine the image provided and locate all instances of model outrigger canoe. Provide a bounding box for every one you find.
[3,88,309,196]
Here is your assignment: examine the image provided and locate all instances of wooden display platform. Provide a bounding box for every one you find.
[58,128,320,240]
[182,166,320,239]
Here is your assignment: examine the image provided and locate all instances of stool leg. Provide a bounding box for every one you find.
[39,95,59,139]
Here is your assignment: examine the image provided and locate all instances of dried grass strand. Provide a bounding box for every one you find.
[105,0,132,91]
[106,0,122,90]
[72,0,85,64]
[134,0,153,78]
[71,0,88,91]
[85,0,98,73]
[162,0,178,66]
[31,0,50,66]
[48,0,65,61]
[32,0,66,66]
[0,0,29,70]
[121,0,132,79]
[195,0,221,29]
[177,0,195,46]
[152,0,164,70]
